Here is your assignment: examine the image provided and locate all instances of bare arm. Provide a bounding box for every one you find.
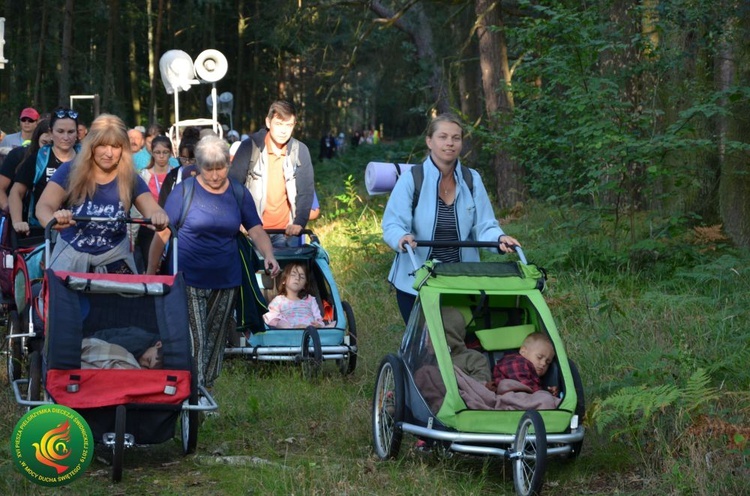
[0,175,12,212]
[35,181,69,229]
[9,182,30,234]
[146,228,170,275]
[247,225,280,276]
[133,192,169,231]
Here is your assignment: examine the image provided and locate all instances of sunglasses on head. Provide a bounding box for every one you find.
[54,109,79,119]
[20,118,37,123]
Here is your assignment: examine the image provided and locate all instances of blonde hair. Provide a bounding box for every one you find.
[66,114,136,210]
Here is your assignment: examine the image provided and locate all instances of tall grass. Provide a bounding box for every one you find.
[1,142,748,495]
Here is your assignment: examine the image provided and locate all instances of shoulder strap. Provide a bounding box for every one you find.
[410,164,424,214]
[178,177,246,230]
[29,147,53,226]
[410,164,475,214]
[229,178,245,208]
[288,139,300,167]
[245,140,261,185]
[176,177,196,229]
[462,166,474,196]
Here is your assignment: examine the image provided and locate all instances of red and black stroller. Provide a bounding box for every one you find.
[11,218,216,482]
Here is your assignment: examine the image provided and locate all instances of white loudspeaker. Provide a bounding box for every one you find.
[194,49,228,83]
[159,50,197,94]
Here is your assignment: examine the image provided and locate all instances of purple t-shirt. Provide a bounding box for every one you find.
[50,161,150,255]
[164,179,261,289]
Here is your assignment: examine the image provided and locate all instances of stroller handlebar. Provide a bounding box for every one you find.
[406,240,527,269]
[44,216,173,239]
[44,217,179,272]
[263,228,319,244]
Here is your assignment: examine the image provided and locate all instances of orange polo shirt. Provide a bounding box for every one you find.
[263,134,291,229]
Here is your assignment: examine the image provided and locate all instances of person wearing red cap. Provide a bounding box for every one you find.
[0,107,40,149]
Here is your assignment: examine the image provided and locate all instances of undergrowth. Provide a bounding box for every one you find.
[0,141,747,495]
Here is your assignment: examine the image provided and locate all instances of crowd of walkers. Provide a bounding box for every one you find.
[0,101,313,394]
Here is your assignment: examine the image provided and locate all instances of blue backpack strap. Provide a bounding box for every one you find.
[229,177,245,210]
[178,177,244,229]
[176,176,196,229]
[28,145,53,226]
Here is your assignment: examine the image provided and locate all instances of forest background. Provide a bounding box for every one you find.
[0,1,749,494]
[0,0,749,248]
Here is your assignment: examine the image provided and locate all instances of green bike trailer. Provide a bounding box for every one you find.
[372,242,584,496]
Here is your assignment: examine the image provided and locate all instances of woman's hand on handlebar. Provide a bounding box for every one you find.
[52,209,76,230]
[398,234,417,252]
[12,221,30,235]
[264,256,280,277]
[149,211,169,231]
[498,234,521,254]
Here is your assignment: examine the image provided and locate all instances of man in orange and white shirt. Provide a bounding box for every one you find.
[230,100,315,247]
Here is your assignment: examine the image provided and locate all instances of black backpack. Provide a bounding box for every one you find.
[410,163,474,213]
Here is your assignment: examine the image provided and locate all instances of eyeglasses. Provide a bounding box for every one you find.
[54,109,79,119]
[179,156,196,164]
[289,271,306,280]
[20,118,37,123]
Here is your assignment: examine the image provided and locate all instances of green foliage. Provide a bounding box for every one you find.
[1,122,749,495]
[475,0,750,252]
[330,174,362,218]
[592,369,718,436]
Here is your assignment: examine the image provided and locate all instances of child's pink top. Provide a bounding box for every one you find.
[263,295,325,328]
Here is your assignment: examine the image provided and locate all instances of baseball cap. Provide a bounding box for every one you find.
[19,108,40,121]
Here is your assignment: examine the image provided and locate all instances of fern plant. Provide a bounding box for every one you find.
[591,368,719,438]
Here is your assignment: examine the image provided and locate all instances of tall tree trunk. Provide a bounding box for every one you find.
[370,0,450,114]
[103,0,119,110]
[455,7,482,121]
[718,15,750,247]
[249,0,261,132]
[59,0,74,106]
[475,0,525,209]
[147,0,156,123]
[128,13,142,126]
[154,0,166,124]
[234,0,246,133]
[33,2,49,105]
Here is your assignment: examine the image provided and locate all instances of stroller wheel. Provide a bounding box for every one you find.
[301,327,322,379]
[372,354,405,460]
[511,410,547,496]
[26,350,42,402]
[6,310,22,383]
[112,405,126,482]
[337,301,357,375]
